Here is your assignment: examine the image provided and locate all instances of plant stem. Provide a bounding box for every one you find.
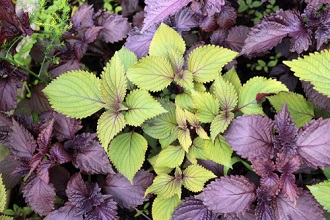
[133,207,152,220]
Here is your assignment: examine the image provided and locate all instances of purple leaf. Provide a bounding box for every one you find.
[9,119,37,160]
[241,10,311,56]
[296,118,330,168]
[279,173,299,203]
[0,0,15,12]
[73,139,114,174]
[49,166,70,195]
[251,159,275,178]
[49,143,72,164]
[64,133,97,149]
[259,173,280,197]
[0,156,22,189]
[173,7,198,33]
[71,4,94,30]
[217,5,237,29]
[276,154,301,174]
[121,0,139,17]
[103,170,154,209]
[273,190,324,220]
[52,112,82,142]
[132,11,145,28]
[37,160,53,184]
[210,29,227,46]
[302,81,330,113]
[95,12,131,43]
[172,197,219,220]
[83,26,103,44]
[45,202,83,220]
[197,159,224,177]
[222,210,256,220]
[315,9,330,50]
[0,77,22,112]
[28,152,44,177]
[196,176,256,215]
[84,198,119,220]
[203,0,225,16]
[256,188,275,220]
[37,119,54,151]
[224,26,250,52]
[141,0,193,32]
[224,115,274,160]
[49,58,82,78]
[22,175,56,216]
[29,83,52,114]
[124,27,156,58]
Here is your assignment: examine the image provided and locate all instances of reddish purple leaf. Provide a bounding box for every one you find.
[37,119,54,151]
[0,77,22,112]
[315,9,330,50]
[121,0,139,17]
[224,115,274,160]
[296,118,330,168]
[173,8,198,33]
[302,81,330,113]
[0,0,15,12]
[83,26,103,43]
[124,27,156,58]
[84,198,119,220]
[172,197,219,220]
[64,133,97,149]
[71,4,94,30]
[49,166,70,194]
[0,156,21,189]
[217,5,236,29]
[251,159,275,178]
[37,160,53,184]
[276,154,301,174]
[256,188,275,220]
[28,152,44,177]
[224,26,249,52]
[279,173,299,203]
[52,112,82,142]
[260,173,280,197]
[197,159,224,177]
[22,175,56,216]
[45,202,83,220]
[29,83,52,114]
[273,190,324,220]
[49,58,82,78]
[196,176,256,215]
[103,170,154,209]
[49,143,72,164]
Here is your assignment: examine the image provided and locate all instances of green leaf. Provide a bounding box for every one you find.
[205,135,233,167]
[0,174,7,212]
[323,168,330,179]
[178,129,192,152]
[43,71,105,118]
[145,174,182,199]
[149,23,186,59]
[118,47,138,71]
[185,111,209,139]
[159,126,180,148]
[125,90,167,126]
[0,216,14,220]
[284,50,330,98]
[148,155,173,175]
[183,164,216,192]
[155,145,185,168]
[192,91,219,123]
[174,70,194,90]
[267,92,314,127]
[108,132,148,182]
[142,99,176,139]
[308,180,330,212]
[168,49,184,73]
[127,56,174,92]
[222,67,242,95]
[188,45,238,83]
[194,81,207,92]
[238,76,288,115]
[212,75,238,111]
[97,111,126,150]
[210,111,234,142]
[186,137,209,164]
[152,195,181,220]
[175,92,195,112]
[176,106,187,128]
[101,52,127,109]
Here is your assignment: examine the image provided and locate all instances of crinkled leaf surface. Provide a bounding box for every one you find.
[174,70,193,90]
[145,173,182,199]
[45,202,83,220]
[84,198,118,220]
[178,129,192,152]
[108,132,148,182]
[307,180,330,212]
[212,75,238,111]
[224,115,274,160]
[0,77,21,112]
[152,195,181,220]
[182,164,216,192]
[125,90,167,126]
[0,174,6,212]
[284,49,330,98]
[222,68,242,95]
[52,112,82,142]
[155,145,185,168]
[117,47,138,71]
[192,92,219,123]
[204,135,233,167]
[196,176,256,214]
[127,56,174,92]
[238,77,288,115]
[43,71,105,119]
[210,111,234,142]
[125,27,156,59]
[188,45,237,83]
[71,4,93,29]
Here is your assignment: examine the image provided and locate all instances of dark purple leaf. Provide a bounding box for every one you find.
[49,166,70,195]
[0,156,22,189]
[197,159,224,177]
[28,152,44,177]
[9,119,37,160]
[85,198,118,220]
[259,173,280,196]
[173,7,198,33]
[0,0,15,12]
[22,174,56,216]
[210,29,227,46]
[172,197,219,220]
[0,77,22,112]
[83,26,103,43]
[315,9,330,50]
[276,154,301,174]
[71,4,94,30]
[37,160,53,184]
[296,118,330,168]
[224,115,274,160]
[203,0,225,16]
[95,11,131,43]
[197,14,218,32]
[241,10,311,56]
[196,176,256,215]
[68,39,87,61]
[256,188,275,220]
[29,83,52,114]
[269,64,298,91]
[45,202,83,220]
[64,133,97,149]
[222,209,256,220]
[49,58,82,78]
[251,159,275,178]
[273,190,324,220]
[120,0,139,17]
[52,112,82,142]
[103,170,153,209]
[217,5,236,29]
[49,143,72,164]
[124,27,156,58]
[302,81,330,113]
[279,173,299,203]
[37,119,54,151]
[224,26,249,52]
[132,11,145,28]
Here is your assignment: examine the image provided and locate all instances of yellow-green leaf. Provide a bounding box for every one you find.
[212,75,238,111]
[222,67,242,94]
[267,92,314,127]
[284,49,330,98]
[192,91,219,123]
[97,111,126,151]
[0,174,7,212]
[125,90,167,126]
[175,92,195,112]
[186,137,209,164]
[188,45,238,83]
[148,155,173,175]
[168,49,184,73]
[205,135,233,167]
[178,129,192,152]
[108,132,148,182]
[159,127,180,148]
[238,76,288,115]
[183,164,216,192]
[152,195,181,220]
[0,216,14,220]
[174,70,193,90]
[101,52,127,109]
[145,174,182,199]
[43,71,105,119]
[210,111,234,142]
[176,105,187,128]
[155,145,185,168]
[118,47,138,71]
[149,23,186,59]
[127,56,175,92]
[308,180,330,212]
[185,111,209,139]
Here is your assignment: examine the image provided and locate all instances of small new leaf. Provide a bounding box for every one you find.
[212,75,238,111]
[155,145,185,168]
[183,165,216,192]
[210,111,234,142]
[222,68,242,95]
[178,129,192,152]
[152,195,181,220]
[308,180,330,212]
[145,174,182,199]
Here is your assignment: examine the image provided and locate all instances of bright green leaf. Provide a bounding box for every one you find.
[159,127,180,148]
[174,70,194,90]
[148,155,173,175]
[118,47,138,71]
[194,82,207,92]
[210,111,234,142]
[152,195,181,220]
[149,23,186,59]
[0,174,7,212]
[205,135,233,167]
[308,180,330,212]
[155,145,185,168]
[323,168,330,179]
[212,75,238,111]
[43,71,105,118]
[183,164,216,192]
[267,92,314,127]
[185,111,209,139]
[238,76,288,115]
[127,56,174,92]
[284,50,330,98]
[145,174,182,199]
[178,129,192,152]
[192,91,219,123]
[108,132,148,182]
[97,111,126,150]
[186,137,209,164]
[176,106,187,128]
[125,90,167,126]
[175,92,195,112]
[188,45,238,83]
[222,67,242,95]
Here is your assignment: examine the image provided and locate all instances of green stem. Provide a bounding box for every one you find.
[0,55,48,84]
